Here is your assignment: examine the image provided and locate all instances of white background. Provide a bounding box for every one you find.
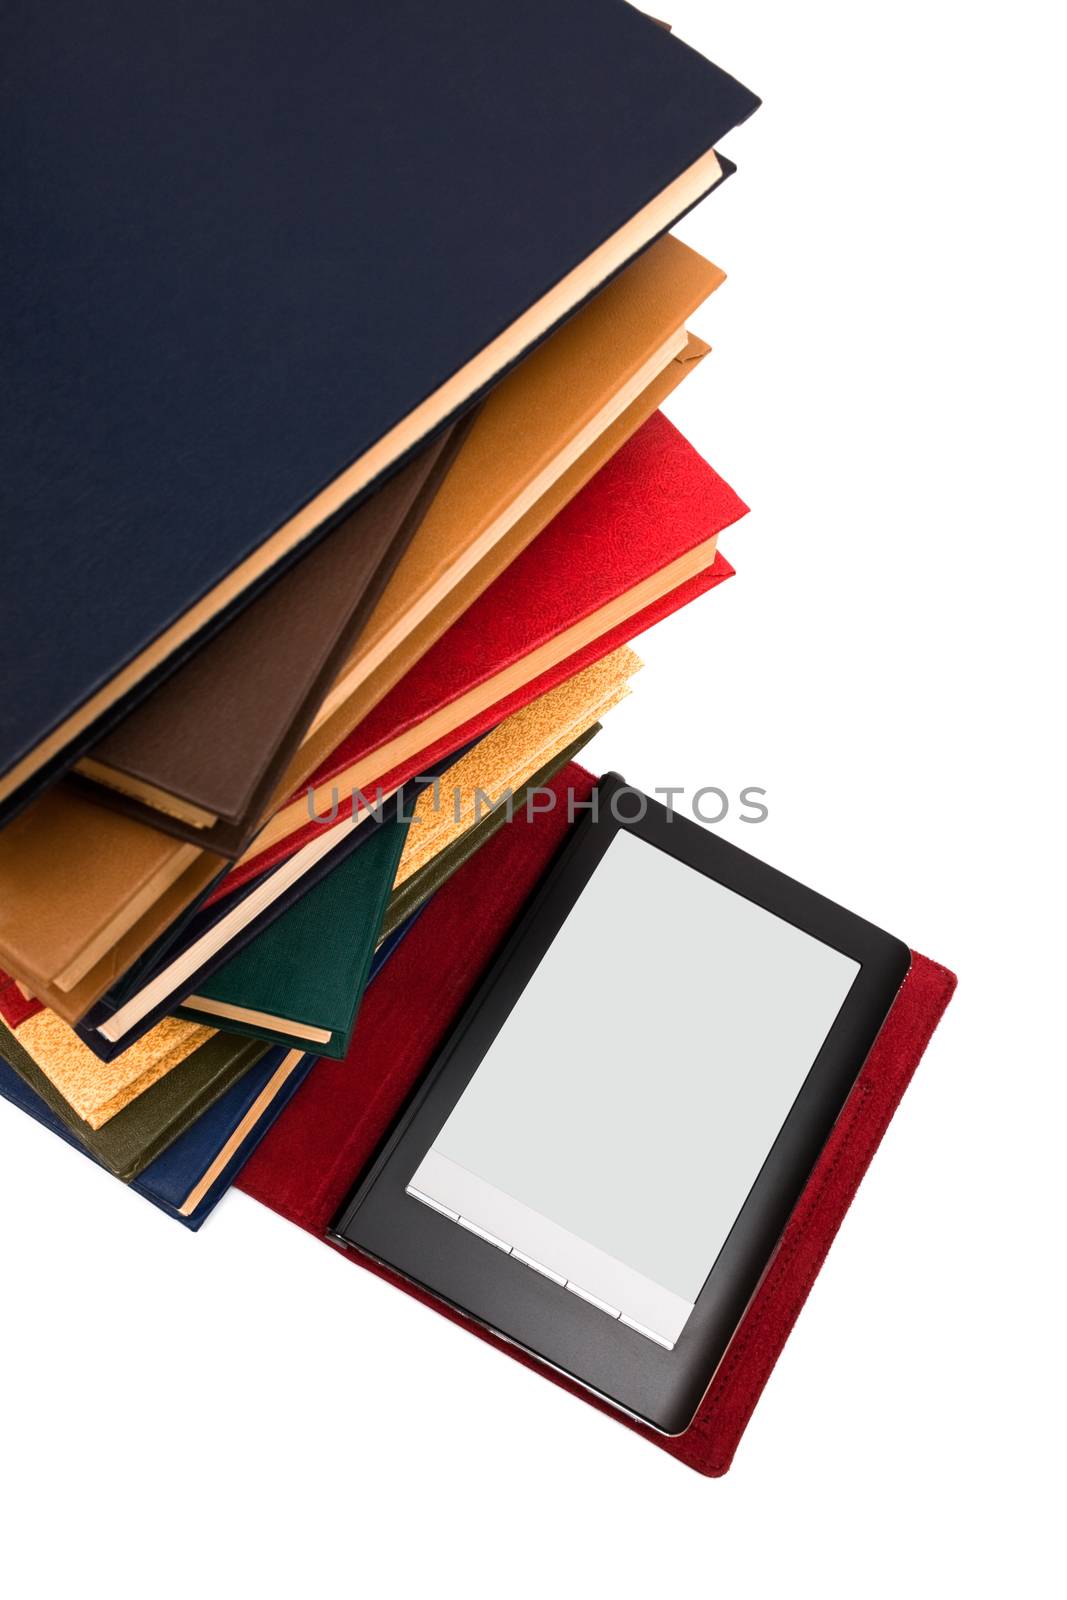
[2,4,1063,1594]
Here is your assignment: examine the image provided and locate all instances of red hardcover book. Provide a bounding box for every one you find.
[214,410,745,899]
[237,763,956,1476]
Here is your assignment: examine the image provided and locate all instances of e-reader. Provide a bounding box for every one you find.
[330,775,910,1434]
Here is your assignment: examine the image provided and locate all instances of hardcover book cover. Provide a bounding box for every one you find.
[0,791,226,1020]
[74,420,470,854]
[74,760,478,1056]
[0,971,211,1129]
[174,814,412,1057]
[136,1049,313,1228]
[392,649,637,887]
[1,0,758,816]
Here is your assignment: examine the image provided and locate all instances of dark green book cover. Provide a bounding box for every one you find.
[0,1018,270,1183]
[175,814,411,1056]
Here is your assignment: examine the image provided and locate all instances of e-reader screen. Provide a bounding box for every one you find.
[408,827,860,1348]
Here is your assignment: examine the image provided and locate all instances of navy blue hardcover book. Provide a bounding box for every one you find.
[0,905,430,1225]
[0,0,758,817]
[0,1045,313,1229]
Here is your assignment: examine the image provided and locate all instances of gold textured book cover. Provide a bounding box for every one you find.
[395,648,639,885]
[9,1008,213,1128]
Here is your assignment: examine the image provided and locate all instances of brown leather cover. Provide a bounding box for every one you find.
[304,236,721,738]
[0,786,227,1016]
[74,422,467,852]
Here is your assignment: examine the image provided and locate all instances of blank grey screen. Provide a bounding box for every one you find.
[427,829,860,1305]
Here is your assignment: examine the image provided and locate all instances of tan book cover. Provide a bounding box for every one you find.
[316,331,710,747]
[0,789,226,1019]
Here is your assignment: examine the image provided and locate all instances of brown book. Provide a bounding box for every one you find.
[73,421,469,854]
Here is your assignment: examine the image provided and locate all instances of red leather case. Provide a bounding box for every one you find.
[237,763,956,1474]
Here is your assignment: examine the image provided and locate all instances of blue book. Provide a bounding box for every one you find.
[0,1046,313,1230]
[0,904,424,1225]
[1,0,758,815]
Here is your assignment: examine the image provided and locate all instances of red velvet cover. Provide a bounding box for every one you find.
[237,764,956,1474]
[215,410,745,899]
[0,972,42,1030]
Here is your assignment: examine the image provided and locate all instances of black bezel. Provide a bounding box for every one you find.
[330,775,911,1435]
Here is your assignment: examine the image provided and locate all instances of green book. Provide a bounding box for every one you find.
[0,1017,270,1183]
[175,813,411,1056]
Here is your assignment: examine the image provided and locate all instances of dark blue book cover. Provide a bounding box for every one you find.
[0,0,757,815]
[0,1045,313,1229]
[0,905,428,1225]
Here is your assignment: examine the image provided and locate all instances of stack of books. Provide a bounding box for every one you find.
[0,3,758,1227]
